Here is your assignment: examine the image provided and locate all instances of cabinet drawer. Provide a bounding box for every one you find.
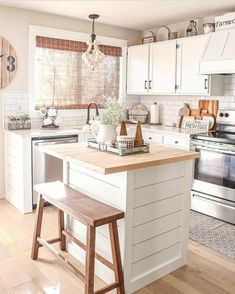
[143,132,164,144]
[164,134,189,150]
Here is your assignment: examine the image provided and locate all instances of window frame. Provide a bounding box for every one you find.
[28,25,128,118]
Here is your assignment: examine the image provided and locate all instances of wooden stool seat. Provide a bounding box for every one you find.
[34,181,124,226]
[31,181,125,294]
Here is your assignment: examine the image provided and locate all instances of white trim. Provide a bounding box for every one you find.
[28,25,128,114]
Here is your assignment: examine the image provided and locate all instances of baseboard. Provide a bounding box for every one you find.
[0,194,5,199]
[130,257,186,293]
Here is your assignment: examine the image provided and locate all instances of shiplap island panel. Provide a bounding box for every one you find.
[42,143,198,293]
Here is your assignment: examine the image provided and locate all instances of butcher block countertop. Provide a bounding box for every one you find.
[42,143,199,175]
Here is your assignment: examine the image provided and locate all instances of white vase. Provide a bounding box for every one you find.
[96,124,117,144]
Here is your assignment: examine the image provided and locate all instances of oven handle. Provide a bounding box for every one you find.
[191,143,235,156]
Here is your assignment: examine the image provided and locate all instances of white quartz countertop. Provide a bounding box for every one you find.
[131,124,207,136]
[4,124,206,139]
[4,127,84,138]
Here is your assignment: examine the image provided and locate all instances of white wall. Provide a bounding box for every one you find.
[0,5,140,92]
[142,16,215,41]
[0,5,141,198]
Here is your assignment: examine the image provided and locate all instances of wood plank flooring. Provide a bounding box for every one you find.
[0,199,234,294]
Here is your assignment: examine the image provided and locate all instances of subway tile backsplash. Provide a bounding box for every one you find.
[139,76,235,125]
[1,75,235,129]
[1,91,139,130]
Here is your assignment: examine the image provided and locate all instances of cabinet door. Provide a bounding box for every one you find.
[127,44,149,94]
[177,35,210,94]
[149,40,176,94]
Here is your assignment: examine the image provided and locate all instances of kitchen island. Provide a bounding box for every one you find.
[42,143,198,293]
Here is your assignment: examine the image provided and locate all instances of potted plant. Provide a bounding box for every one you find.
[83,98,124,144]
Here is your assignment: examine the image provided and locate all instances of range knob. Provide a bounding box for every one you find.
[219,112,224,117]
[225,113,229,118]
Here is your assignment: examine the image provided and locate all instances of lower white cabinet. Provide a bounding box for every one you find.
[4,132,32,213]
[143,131,164,144]
[163,134,190,150]
[141,128,190,150]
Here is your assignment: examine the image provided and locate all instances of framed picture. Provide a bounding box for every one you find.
[142,35,156,44]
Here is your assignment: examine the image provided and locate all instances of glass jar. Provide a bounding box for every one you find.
[186,20,197,37]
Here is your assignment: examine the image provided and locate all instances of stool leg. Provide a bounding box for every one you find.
[31,194,44,260]
[109,221,125,294]
[85,225,96,294]
[58,209,66,250]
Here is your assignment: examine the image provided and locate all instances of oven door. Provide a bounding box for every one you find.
[191,140,235,203]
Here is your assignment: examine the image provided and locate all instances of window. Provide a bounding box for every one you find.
[34,36,122,109]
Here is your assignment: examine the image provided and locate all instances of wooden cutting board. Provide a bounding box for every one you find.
[176,104,191,127]
[199,100,219,117]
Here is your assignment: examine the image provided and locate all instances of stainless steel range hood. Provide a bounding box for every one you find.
[199,29,235,74]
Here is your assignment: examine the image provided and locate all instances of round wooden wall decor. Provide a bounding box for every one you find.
[0,36,17,88]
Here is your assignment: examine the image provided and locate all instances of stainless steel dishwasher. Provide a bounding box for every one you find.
[32,134,78,208]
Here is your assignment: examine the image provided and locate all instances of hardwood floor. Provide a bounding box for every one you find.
[0,199,234,294]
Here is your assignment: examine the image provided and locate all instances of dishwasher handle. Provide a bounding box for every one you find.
[33,138,78,146]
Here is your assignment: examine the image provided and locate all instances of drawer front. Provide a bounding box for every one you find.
[164,134,189,150]
[143,131,164,144]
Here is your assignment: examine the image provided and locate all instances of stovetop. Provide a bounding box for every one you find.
[191,109,235,145]
[191,131,235,145]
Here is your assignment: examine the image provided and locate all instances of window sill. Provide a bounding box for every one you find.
[29,108,103,119]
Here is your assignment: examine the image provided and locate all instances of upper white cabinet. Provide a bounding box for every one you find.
[127,44,149,94]
[149,40,176,94]
[177,35,212,95]
[127,34,223,96]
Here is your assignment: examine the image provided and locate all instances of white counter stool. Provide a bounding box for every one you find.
[31,181,125,294]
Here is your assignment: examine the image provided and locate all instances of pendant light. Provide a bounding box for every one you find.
[82,14,105,70]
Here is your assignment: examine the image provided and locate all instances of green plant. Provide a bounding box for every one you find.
[98,97,124,125]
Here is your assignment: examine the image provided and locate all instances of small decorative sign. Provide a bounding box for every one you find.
[215,12,235,31]
[185,120,209,131]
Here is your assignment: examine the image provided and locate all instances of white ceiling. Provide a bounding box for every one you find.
[1,0,235,30]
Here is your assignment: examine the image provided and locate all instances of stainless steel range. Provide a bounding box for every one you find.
[190,109,235,224]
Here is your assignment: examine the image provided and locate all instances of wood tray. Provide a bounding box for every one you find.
[87,140,149,156]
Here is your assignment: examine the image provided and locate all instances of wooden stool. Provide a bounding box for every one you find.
[31,181,125,294]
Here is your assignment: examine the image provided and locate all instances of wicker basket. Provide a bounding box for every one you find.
[117,136,135,149]
[128,113,148,124]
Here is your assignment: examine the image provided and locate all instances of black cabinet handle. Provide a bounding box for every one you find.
[149,137,152,140]
[204,78,208,90]
[149,80,152,89]
[175,141,179,144]
[144,80,148,89]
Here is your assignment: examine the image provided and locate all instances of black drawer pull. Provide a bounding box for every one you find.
[149,137,152,140]
[175,141,179,144]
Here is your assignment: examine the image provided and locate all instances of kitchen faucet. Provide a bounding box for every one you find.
[86,103,99,124]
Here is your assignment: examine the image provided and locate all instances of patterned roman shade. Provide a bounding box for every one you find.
[36,36,122,57]
[34,36,121,110]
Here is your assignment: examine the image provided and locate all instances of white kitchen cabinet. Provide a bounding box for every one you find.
[127,34,223,96]
[163,134,190,150]
[143,131,164,144]
[127,44,149,94]
[4,132,32,213]
[149,40,176,94]
[176,35,223,95]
